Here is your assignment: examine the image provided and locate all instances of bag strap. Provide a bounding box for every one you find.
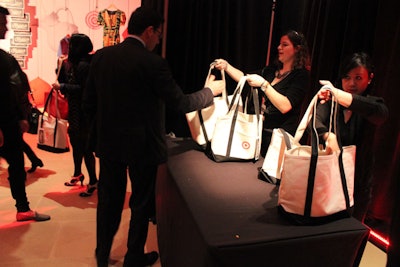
[208,61,227,102]
[198,63,227,143]
[224,76,262,159]
[332,95,352,214]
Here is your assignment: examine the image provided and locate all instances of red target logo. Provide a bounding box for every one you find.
[86,11,100,30]
[242,141,250,150]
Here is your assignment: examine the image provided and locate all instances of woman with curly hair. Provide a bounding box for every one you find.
[215,30,311,155]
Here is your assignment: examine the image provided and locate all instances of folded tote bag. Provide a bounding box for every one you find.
[278,92,355,225]
[186,62,240,147]
[37,88,69,153]
[206,76,262,162]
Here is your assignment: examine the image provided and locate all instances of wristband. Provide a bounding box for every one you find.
[261,80,269,91]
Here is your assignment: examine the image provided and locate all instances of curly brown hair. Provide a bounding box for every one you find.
[275,30,311,71]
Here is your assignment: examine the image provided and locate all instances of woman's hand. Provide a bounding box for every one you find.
[52,81,60,90]
[247,74,267,87]
[213,59,228,71]
[318,80,336,104]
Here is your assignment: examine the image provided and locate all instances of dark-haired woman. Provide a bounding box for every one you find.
[315,52,389,222]
[52,33,98,197]
[215,30,311,155]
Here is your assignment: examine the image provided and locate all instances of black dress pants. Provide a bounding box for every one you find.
[0,123,29,212]
[96,157,157,267]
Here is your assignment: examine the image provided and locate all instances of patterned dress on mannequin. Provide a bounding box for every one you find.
[97,9,126,47]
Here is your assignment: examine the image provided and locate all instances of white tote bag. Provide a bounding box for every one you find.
[37,88,69,153]
[258,128,295,184]
[259,92,319,184]
[206,76,263,162]
[278,92,355,225]
[186,63,240,147]
[37,114,69,153]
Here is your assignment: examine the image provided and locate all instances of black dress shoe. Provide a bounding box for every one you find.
[144,251,159,266]
[27,159,44,173]
[123,251,159,267]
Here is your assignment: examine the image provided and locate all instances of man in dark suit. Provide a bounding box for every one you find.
[83,7,224,267]
[0,6,50,222]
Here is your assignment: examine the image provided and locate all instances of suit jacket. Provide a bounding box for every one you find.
[83,37,214,165]
[0,49,30,126]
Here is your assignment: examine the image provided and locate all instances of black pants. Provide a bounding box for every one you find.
[22,138,40,164]
[0,123,29,212]
[95,158,157,267]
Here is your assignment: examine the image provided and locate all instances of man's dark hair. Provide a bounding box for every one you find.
[0,6,10,15]
[127,7,164,35]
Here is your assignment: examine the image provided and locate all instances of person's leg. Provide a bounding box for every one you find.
[2,132,30,212]
[123,163,158,266]
[70,132,83,176]
[78,128,98,196]
[22,138,43,173]
[1,127,49,221]
[64,132,84,186]
[96,158,127,266]
[79,150,98,197]
[84,150,97,185]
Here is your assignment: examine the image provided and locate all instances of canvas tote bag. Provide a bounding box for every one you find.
[258,92,321,184]
[206,76,263,162]
[186,63,240,147]
[278,92,355,225]
[37,88,69,153]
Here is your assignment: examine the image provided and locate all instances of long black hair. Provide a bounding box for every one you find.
[68,33,93,65]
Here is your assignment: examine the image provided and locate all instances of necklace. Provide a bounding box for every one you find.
[275,70,291,79]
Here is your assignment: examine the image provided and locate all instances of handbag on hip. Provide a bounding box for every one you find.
[278,91,355,225]
[186,62,241,148]
[206,76,262,162]
[37,88,69,153]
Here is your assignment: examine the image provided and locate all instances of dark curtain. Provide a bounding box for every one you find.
[143,0,399,260]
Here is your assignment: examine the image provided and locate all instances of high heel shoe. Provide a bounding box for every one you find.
[27,159,44,173]
[64,174,84,186]
[79,182,98,197]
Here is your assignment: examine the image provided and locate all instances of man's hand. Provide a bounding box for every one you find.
[205,74,224,96]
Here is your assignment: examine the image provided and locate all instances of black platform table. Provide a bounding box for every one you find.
[156,137,369,267]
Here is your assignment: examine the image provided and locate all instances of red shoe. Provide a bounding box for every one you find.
[64,174,84,186]
[16,210,51,222]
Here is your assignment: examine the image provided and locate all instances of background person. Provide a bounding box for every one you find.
[52,33,98,197]
[214,30,311,155]
[0,6,50,222]
[315,52,389,222]
[83,7,224,267]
